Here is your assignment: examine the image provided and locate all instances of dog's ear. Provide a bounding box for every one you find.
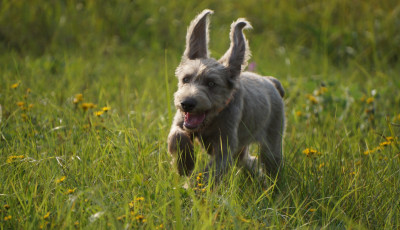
[219,19,252,78]
[184,9,213,60]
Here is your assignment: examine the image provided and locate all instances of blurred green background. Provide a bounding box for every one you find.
[1,0,399,67]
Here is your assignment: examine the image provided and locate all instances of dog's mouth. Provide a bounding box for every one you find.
[183,112,206,130]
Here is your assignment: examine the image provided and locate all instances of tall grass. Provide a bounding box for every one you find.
[1,0,400,229]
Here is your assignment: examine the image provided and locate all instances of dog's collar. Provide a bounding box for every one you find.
[217,92,235,113]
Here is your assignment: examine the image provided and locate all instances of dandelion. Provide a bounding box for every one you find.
[94,111,104,117]
[11,82,20,89]
[117,215,126,221]
[379,141,392,147]
[6,155,25,163]
[135,214,146,223]
[366,97,374,104]
[385,136,395,142]
[320,86,328,94]
[4,215,12,221]
[129,201,135,208]
[306,94,318,104]
[66,188,76,194]
[156,224,164,229]
[28,104,34,109]
[81,102,96,111]
[363,149,374,155]
[302,148,320,157]
[4,204,10,210]
[56,176,66,184]
[73,94,83,104]
[17,101,25,108]
[295,111,302,117]
[201,188,206,193]
[136,197,145,201]
[102,106,111,112]
[43,212,50,219]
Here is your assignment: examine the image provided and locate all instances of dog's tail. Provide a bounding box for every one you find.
[268,77,285,98]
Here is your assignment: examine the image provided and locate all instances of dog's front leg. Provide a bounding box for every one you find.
[168,114,196,176]
[201,135,238,185]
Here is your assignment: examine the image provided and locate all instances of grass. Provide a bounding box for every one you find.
[1,1,400,229]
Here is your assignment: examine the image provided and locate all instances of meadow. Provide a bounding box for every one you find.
[1,0,400,229]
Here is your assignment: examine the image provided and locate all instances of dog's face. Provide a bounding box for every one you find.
[174,10,252,131]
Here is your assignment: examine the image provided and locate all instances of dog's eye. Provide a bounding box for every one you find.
[207,81,216,88]
[183,77,190,83]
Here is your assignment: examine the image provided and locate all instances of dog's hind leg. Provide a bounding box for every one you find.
[238,147,261,177]
[259,120,284,175]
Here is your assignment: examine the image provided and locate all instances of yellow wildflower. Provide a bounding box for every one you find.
[363,149,374,155]
[366,97,374,104]
[6,155,25,163]
[156,224,164,229]
[17,101,25,108]
[102,106,111,112]
[4,215,12,221]
[360,95,366,102]
[385,137,395,141]
[309,208,317,212]
[318,163,325,170]
[4,204,10,210]
[81,102,96,111]
[320,86,328,94]
[136,197,145,201]
[66,188,76,194]
[94,111,104,117]
[306,94,318,104]
[379,141,392,147]
[135,214,146,223]
[117,215,126,221]
[302,148,320,157]
[73,94,83,104]
[56,176,66,184]
[43,212,50,219]
[295,111,302,117]
[11,82,20,89]
[74,221,79,226]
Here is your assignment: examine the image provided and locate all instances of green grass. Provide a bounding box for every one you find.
[1,1,400,229]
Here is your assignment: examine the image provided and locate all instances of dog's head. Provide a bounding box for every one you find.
[174,9,252,131]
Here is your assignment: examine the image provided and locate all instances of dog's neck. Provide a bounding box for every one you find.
[217,91,235,113]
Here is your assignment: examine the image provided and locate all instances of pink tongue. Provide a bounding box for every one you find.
[184,113,206,129]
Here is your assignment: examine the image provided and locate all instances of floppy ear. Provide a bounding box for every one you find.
[183,9,213,60]
[219,19,252,77]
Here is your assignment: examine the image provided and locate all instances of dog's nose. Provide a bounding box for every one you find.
[181,98,197,112]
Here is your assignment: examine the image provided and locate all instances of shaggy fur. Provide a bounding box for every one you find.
[168,9,285,185]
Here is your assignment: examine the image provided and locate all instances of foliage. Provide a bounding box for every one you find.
[1,1,400,229]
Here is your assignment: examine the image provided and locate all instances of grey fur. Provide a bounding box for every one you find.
[168,9,285,185]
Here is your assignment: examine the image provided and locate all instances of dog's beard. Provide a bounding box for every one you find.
[183,112,206,130]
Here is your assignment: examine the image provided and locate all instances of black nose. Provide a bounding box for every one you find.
[181,98,197,112]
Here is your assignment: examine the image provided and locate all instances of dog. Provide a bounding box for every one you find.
[167,9,285,185]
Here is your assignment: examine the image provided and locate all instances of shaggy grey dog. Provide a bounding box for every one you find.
[168,9,285,185]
